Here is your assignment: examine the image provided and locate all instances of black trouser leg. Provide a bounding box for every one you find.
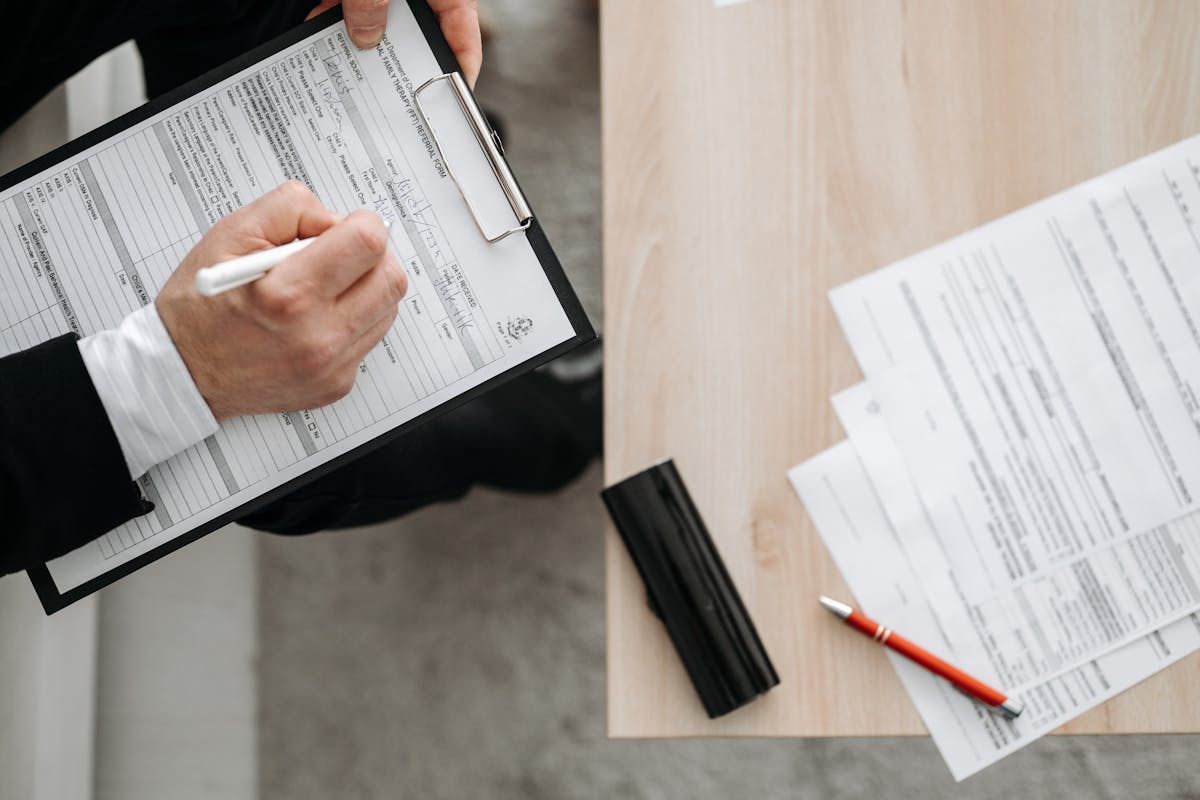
[240,372,599,536]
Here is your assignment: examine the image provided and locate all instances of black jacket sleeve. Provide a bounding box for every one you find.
[0,333,151,575]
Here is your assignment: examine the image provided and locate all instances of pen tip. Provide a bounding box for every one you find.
[998,699,1024,719]
[819,595,853,619]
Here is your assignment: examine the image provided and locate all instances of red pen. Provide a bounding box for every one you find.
[819,596,1023,719]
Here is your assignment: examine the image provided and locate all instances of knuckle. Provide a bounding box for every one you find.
[314,388,339,408]
[389,262,408,301]
[292,352,320,380]
[381,272,401,307]
[261,281,312,319]
[296,331,342,376]
[277,179,312,202]
[351,215,388,256]
[317,371,355,406]
[312,388,340,408]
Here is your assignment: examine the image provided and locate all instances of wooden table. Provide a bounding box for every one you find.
[602,0,1200,737]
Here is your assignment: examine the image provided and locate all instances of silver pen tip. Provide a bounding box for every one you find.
[998,699,1024,719]
[818,595,853,620]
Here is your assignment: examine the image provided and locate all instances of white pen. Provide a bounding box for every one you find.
[194,218,391,297]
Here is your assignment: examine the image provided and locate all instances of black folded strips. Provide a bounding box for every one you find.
[602,459,779,718]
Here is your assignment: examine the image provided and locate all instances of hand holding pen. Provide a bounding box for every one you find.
[155,181,407,421]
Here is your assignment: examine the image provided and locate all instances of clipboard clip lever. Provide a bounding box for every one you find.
[413,72,533,243]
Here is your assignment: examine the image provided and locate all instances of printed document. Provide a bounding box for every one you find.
[833,382,1200,693]
[831,137,1200,603]
[0,3,577,591]
[789,441,1200,780]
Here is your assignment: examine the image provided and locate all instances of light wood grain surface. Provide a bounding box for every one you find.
[602,0,1200,737]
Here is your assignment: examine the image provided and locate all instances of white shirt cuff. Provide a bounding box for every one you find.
[78,304,219,479]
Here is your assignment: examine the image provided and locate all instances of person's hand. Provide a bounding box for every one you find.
[306,0,483,87]
[156,181,406,421]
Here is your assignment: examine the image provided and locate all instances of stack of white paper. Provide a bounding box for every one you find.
[789,135,1200,779]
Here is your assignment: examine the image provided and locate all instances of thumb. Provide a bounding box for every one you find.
[343,0,389,48]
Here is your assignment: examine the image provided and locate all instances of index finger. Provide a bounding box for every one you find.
[266,209,390,300]
[343,0,389,48]
[222,180,336,251]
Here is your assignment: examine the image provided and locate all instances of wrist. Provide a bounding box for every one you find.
[80,304,219,477]
[155,295,231,422]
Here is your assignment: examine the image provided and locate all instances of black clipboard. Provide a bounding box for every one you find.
[19,0,594,614]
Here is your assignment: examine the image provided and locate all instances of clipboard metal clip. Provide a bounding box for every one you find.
[414,72,533,243]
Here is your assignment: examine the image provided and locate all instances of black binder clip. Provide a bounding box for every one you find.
[602,460,780,718]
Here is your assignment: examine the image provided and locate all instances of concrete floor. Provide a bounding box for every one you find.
[258,2,1200,798]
